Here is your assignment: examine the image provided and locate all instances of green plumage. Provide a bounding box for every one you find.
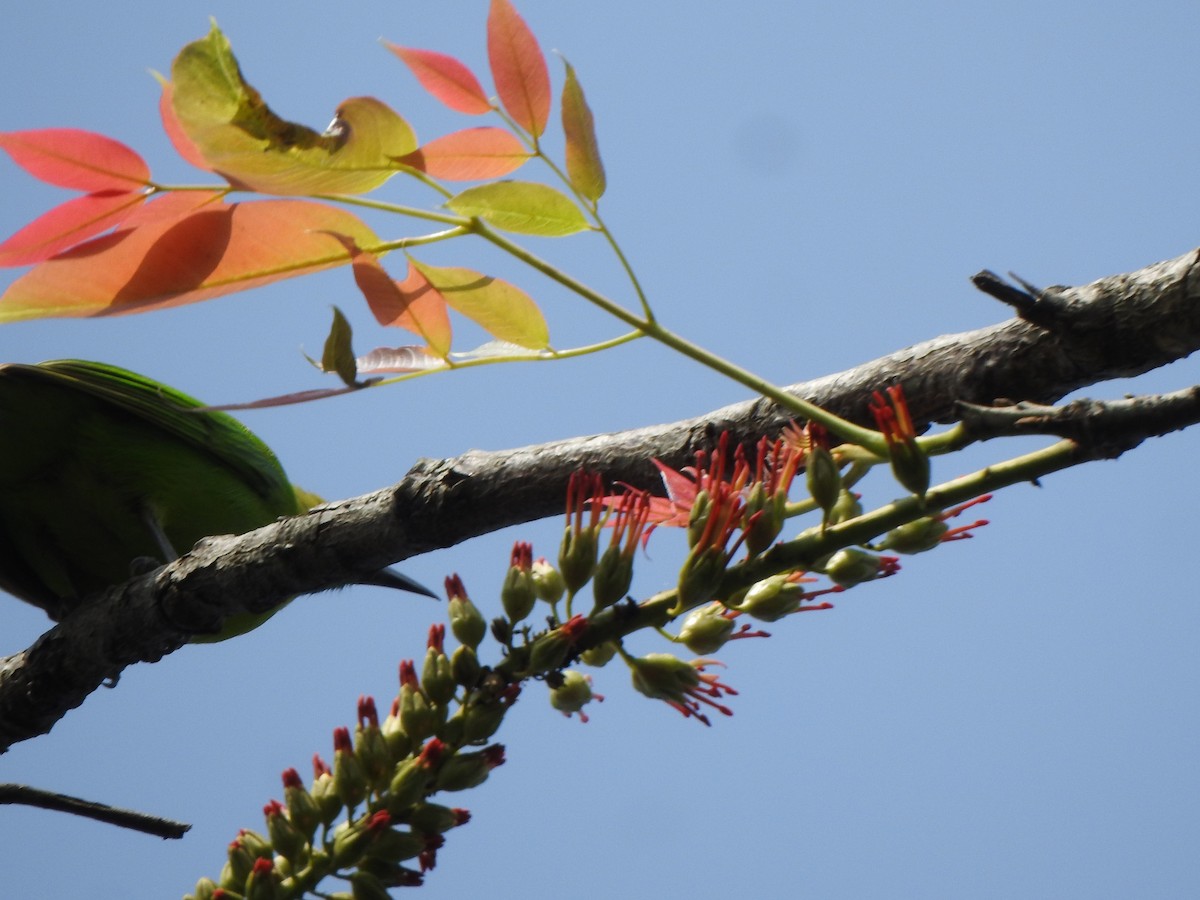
[0,359,429,633]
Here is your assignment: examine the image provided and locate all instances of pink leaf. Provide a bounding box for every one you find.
[0,129,150,191]
[396,127,530,181]
[487,0,551,137]
[0,190,147,267]
[385,44,491,115]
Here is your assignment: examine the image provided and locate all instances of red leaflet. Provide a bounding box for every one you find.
[0,190,147,267]
[385,44,491,115]
[0,195,376,322]
[487,0,550,137]
[0,129,150,192]
[396,127,530,181]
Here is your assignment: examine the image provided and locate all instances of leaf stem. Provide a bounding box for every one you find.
[472,222,885,450]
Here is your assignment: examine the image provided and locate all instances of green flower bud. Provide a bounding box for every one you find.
[735,574,804,622]
[457,698,507,743]
[830,488,863,525]
[243,858,282,900]
[685,489,713,548]
[532,558,566,605]
[878,517,948,554]
[407,803,470,835]
[678,603,735,654]
[447,592,486,650]
[387,755,434,815]
[450,644,482,688]
[806,443,842,526]
[310,762,342,827]
[823,548,893,587]
[281,769,320,839]
[674,545,727,614]
[591,543,633,611]
[264,800,306,866]
[399,685,438,744]
[187,878,219,900]
[501,542,537,623]
[628,652,702,702]
[333,727,368,810]
[434,745,506,792]
[331,820,369,868]
[381,706,414,762]
[363,827,424,863]
[422,646,456,708]
[579,640,618,668]
[742,481,785,556]
[559,525,598,595]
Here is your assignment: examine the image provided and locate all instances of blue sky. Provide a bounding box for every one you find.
[3,2,1200,897]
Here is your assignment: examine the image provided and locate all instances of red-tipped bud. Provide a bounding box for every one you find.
[281,768,321,838]
[870,385,930,498]
[407,802,473,835]
[446,576,486,649]
[822,548,901,587]
[263,799,306,865]
[559,471,604,593]
[434,744,506,792]
[501,541,537,623]
[333,726,368,810]
[422,642,456,708]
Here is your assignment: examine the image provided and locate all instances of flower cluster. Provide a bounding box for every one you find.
[185,619,505,900]
[193,384,992,893]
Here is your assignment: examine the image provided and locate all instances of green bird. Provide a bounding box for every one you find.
[0,359,433,636]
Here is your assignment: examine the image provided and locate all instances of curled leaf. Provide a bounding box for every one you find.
[170,24,415,195]
[356,346,447,374]
[447,181,589,236]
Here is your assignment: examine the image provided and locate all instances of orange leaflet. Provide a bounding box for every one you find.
[0,195,377,323]
[0,129,150,192]
[385,44,492,115]
[487,0,550,137]
[0,190,149,267]
[348,252,453,356]
[396,127,530,181]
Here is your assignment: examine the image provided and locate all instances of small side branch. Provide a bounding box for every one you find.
[0,783,191,839]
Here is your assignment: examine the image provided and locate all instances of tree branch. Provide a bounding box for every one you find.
[2,247,1200,751]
